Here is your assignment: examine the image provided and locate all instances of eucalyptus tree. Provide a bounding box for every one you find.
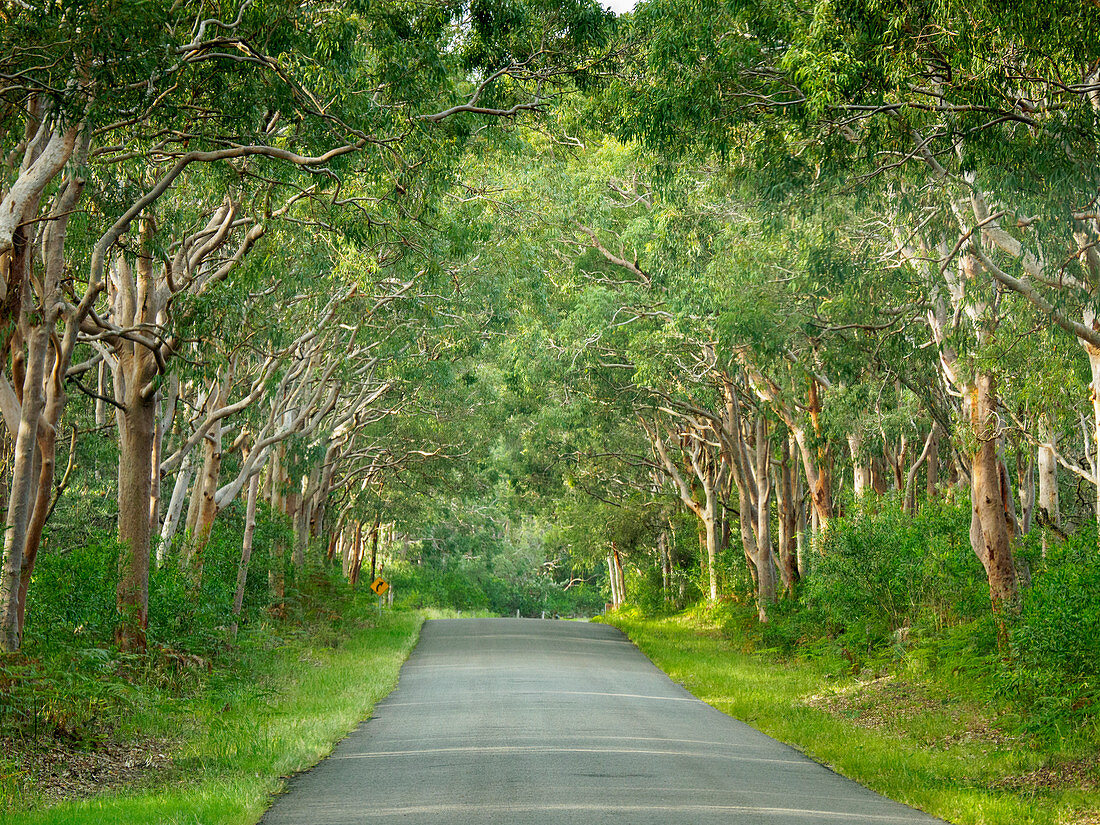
[0,0,365,652]
[0,0,616,653]
[602,0,1100,625]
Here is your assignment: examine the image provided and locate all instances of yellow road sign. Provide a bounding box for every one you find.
[370,577,390,596]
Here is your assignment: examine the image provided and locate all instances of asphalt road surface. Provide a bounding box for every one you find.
[260,618,946,824]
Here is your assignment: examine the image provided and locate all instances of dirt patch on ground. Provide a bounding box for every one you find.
[1060,809,1100,825]
[3,736,174,805]
[993,757,1100,794]
[803,674,1016,747]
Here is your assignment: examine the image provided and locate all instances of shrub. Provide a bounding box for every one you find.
[386,558,603,617]
[804,496,986,649]
[1006,526,1100,729]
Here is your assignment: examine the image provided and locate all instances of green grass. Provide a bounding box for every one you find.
[604,610,1100,825]
[4,608,423,825]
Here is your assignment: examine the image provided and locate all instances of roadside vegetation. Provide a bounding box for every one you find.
[1,519,423,822]
[4,1,1100,822]
[603,496,1100,825]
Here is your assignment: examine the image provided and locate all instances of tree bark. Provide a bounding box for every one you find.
[1087,346,1100,523]
[159,450,193,561]
[969,370,1018,638]
[230,468,260,637]
[291,473,310,568]
[870,454,888,496]
[904,428,937,515]
[349,521,364,587]
[649,420,720,601]
[1037,417,1060,555]
[0,326,48,652]
[613,544,626,606]
[187,369,231,578]
[115,390,157,652]
[848,431,869,500]
[775,435,800,597]
[1016,443,1035,536]
[16,343,65,640]
[369,514,381,582]
[926,429,940,500]
[752,417,776,620]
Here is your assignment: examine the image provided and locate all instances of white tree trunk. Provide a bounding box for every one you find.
[1088,346,1100,522]
[0,327,49,652]
[159,450,194,558]
[231,468,260,637]
[1037,418,1060,549]
[848,431,869,500]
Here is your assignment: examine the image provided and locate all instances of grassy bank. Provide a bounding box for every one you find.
[604,610,1100,825]
[4,606,423,825]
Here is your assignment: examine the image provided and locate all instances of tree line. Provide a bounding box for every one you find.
[3,0,1099,669]
[0,0,612,654]
[440,0,1100,652]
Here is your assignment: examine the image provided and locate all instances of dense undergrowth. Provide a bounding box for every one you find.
[387,557,604,617]
[383,521,605,617]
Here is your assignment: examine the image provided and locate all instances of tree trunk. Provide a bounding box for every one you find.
[647,421,719,601]
[291,474,308,568]
[926,429,940,500]
[848,431,869,500]
[16,343,65,641]
[607,553,619,607]
[339,525,352,579]
[149,396,163,549]
[349,521,364,587]
[969,370,1018,639]
[1016,445,1035,536]
[187,373,228,579]
[326,532,338,565]
[789,425,831,540]
[657,530,670,598]
[1088,346,1100,523]
[115,390,157,652]
[904,429,937,515]
[776,436,800,597]
[0,326,48,652]
[1037,417,1060,555]
[870,454,888,495]
[701,486,718,601]
[230,468,260,637]
[159,450,193,561]
[752,417,776,620]
[370,514,381,582]
[611,545,629,611]
[183,456,204,541]
[95,359,107,429]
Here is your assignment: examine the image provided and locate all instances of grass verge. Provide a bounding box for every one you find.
[4,607,423,825]
[603,610,1100,825]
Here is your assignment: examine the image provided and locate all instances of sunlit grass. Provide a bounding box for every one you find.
[606,612,1100,825]
[7,610,423,825]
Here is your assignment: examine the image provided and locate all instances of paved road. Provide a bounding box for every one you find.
[261,618,946,824]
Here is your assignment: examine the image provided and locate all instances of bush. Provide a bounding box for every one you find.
[386,558,603,617]
[6,506,304,746]
[24,531,121,646]
[1006,526,1100,729]
[804,496,986,650]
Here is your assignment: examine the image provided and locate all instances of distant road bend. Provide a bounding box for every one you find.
[261,618,945,824]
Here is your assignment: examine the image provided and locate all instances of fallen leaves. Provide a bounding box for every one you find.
[4,735,173,806]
